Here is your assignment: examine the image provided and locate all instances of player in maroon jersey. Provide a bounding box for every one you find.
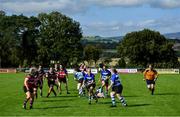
[56,65,70,94]
[36,65,45,97]
[23,67,38,109]
[45,67,57,97]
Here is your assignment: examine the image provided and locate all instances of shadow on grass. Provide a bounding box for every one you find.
[34,106,70,110]
[124,95,140,97]
[155,92,180,96]
[39,98,75,102]
[128,103,151,107]
[98,101,114,105]
[98,101,151,107]
[57,95,78,98]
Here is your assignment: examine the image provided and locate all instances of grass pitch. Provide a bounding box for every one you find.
[0,73,180,116]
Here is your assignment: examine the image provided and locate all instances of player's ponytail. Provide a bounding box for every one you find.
[112,68,117,74]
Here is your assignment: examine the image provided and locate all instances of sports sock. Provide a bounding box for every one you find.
[111,95,116,106]
[79,87,83,95]
[151,88,154,95]
[30,98,34,107]
[119,97,127,106]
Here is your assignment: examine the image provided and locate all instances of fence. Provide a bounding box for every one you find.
[0,68,179,74]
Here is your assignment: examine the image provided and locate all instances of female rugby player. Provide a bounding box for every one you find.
[83,68,98,104]
[108,68,127,107]
[23,67,38,109]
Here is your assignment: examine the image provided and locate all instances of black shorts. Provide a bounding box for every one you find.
[146,80,155,85]
[86,83,96,90]
[78,78,84,83]
[37,79,43,88]
[48,80,55,87]
[23,86,33,93]
[58,78,67,83]
[101,79,109,86]
[112,85,123,94]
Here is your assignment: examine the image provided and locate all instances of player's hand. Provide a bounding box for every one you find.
[27,89,30,93]
[82,84,85,88]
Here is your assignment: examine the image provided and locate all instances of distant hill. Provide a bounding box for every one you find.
[164,32,180,39]
[82,32,180,44]
[82,36,123,43]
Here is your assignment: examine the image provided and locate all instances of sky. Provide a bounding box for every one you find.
[0,0,180,37]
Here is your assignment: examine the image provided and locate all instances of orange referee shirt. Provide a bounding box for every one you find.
[143,69,158,80]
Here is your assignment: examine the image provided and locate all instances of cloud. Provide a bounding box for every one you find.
[82,17,180,36]
[0,0,180,15]
[84,0,148,7]
[150,0,180,9]
[0,0,88,15]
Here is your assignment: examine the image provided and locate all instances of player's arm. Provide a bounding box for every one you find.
[92,75,95,84]
[99,73,102,83]
[74,73,77,81]
[45,72,49,80]
[143,69,147,80]
[108,80,113,90]
[24,77,29,91]
[65,70,69,81]
[82,76,86,86]
[154,70,158,81]
[106,71,111,80]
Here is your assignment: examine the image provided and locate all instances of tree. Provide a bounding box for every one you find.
[118,58,126,68]
[37,12,83,67]
[0,12,40,67]
[117,29,179,68]
[84,45,102,66]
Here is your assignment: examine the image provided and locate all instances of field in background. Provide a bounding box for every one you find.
[0,73,180,116]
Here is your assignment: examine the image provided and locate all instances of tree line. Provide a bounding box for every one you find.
[0,11,101,68]
[0,11,179,68]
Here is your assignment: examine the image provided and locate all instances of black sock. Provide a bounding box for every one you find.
[30,99,34,107]
[24,99,28,105]
[151,89,154,95]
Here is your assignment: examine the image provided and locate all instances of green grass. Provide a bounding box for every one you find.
[0,73,180,116]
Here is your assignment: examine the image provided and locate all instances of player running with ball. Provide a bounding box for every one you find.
[83,68,98,104]
[74,67,85,97]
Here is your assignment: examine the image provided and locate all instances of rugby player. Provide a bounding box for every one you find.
[143,64,158,95]
[108,68,127,107]
[46,67,57,97]
[83,68,98,104]
[99,65,111,97]
[79,63,87,73]
[23,67,38,109]
[36,65,45,97]
[56,65,70,94]
[74,67,85,97]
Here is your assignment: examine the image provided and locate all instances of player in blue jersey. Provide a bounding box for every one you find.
[108,68,127,107]
[74,67,85,97]
[83,68,98,104]
[99,65,111,97]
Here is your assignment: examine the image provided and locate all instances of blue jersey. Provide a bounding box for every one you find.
[101,70,111,80]
[110,73,121,86]
[74,72,84,80]
[84,73,95,84]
